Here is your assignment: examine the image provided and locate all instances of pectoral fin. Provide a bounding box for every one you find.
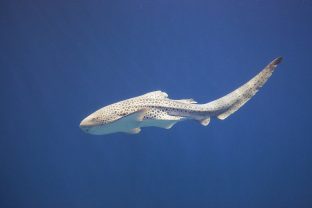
[114,109,147,132]
[117,109,147,122]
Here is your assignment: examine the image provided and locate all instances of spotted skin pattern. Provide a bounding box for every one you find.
[91,93,205,124]
[80,57,282,135]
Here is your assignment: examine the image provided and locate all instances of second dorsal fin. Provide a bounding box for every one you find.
[175,99,197,104]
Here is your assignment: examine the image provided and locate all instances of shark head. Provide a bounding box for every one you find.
[79,107,122,135]
[79,101,146,135]
[80,100,148,135]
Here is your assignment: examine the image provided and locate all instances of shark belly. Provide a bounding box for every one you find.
[92,120,138,135]
[139,119,183,129]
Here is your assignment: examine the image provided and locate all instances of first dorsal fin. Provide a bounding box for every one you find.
[140,90,168,99]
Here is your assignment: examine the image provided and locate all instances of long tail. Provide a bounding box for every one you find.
[202,57,282,120]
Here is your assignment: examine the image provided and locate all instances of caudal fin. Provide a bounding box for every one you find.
[202,57,282,120]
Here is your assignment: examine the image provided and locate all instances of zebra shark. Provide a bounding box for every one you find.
[80,57,282,135]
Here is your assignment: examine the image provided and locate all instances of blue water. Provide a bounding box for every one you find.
[1,1,312,207]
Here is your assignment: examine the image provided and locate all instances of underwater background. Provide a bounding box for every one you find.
[1,1,312,207]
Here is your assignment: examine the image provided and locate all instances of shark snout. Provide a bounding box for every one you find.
[79,117,93,127]
[79,115,97,133]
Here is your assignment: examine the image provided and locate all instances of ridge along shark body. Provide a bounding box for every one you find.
[80,57,282,135]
